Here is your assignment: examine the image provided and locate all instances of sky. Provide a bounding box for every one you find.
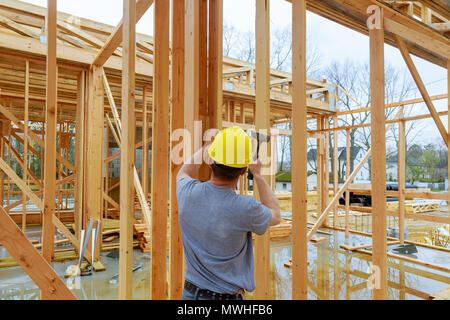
[21,0,448,146]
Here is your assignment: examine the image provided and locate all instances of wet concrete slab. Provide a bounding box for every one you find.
[0,229,448,300]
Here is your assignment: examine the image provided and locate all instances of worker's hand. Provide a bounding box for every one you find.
[248,160,262,177]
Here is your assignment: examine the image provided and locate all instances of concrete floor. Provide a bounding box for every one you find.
[0,227,449,300]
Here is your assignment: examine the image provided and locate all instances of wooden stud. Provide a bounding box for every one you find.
[119,0,136,301]
[151,0,170,300]
[185,0,200,160]
[370,8,387,300]
[170,0,185,300]
[208,0,223,131]
[345,129,350,239]
[254,0,271,300]
[86,65,104,261]
[291,0,308,300]
[333,117,338,229]
[398,107,406,245]
[142,86,149,199]
[42,0,57,265]
[22,60,29,233]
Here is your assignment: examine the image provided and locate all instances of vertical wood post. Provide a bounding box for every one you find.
[291,0,308,300]
[333,117,338,228]
[170,0,185,300]
[151,0,170,300]
[119,0,136,300]
[142,86,149,199]
[42,0,57,265]
[398,107,406,244]
[22,60,30,233]
[345,129,350,239]
[86,65,104,261]
[254,0,271,300]
[369,7,387,300]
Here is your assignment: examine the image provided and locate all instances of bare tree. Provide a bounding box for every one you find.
[324,60,417,176]
[223,23,238,57]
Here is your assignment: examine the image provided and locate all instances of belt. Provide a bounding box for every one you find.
[184,281,244,300]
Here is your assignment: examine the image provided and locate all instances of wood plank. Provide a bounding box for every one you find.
[394,34,448,147]
[169,0,185,300]
[0,206,76,300]
[398,107,406,244]
[151,0,170,300]
[74,71,85,239]
[119,0,136,301]
[291,0,308,301]
[22,59,29,232]
[370,10,387,300]
[42,0,58,267]
[86,65,104,262]
[254,0,271,300]
[345,129,350,239]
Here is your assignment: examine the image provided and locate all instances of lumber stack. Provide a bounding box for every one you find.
[386,201,439,213]
[134,223,151,253]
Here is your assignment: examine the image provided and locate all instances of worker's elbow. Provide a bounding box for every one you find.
[270,209,282,226]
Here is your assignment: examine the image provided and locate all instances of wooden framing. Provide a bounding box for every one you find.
[42,0,57,264]
[151,0,170,300]
[369,7,387,300]
[254,0,271,300]
[291,0,308,300]
[86,65,104,261]
[169,0,185,300]
[119,0,136,300]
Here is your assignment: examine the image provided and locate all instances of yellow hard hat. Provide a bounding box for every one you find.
[208,126,253,168]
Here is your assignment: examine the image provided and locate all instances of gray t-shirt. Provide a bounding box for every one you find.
[177,177,272,294]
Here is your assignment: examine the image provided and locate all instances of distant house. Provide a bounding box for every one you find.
[275,171,292,191]
[306,147,369,189]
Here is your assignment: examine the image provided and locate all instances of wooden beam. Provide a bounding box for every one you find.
[151,0,170,300]
[254,0,271,300]
[345,129,350,239]
[170,0,185,300]
[92,0,154,67]
[398,107,406,245]
[291,0,308,300]
[184,0,199,159]
[22,60,29,232]
[119,0,136,300]
[86,65,104,262]
[208,0,223,131]
[142,86,149,198]
[394,34,448,147]
[74,71,85,239]
[0,206,76,300]
[370,8,387,300]
[333,117,338,229]
[42,0,57,266]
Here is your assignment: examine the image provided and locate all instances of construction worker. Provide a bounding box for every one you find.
[177,126,281,300]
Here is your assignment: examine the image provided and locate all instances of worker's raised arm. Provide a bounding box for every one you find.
[176,144,212,182]
[248,161,281,226]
